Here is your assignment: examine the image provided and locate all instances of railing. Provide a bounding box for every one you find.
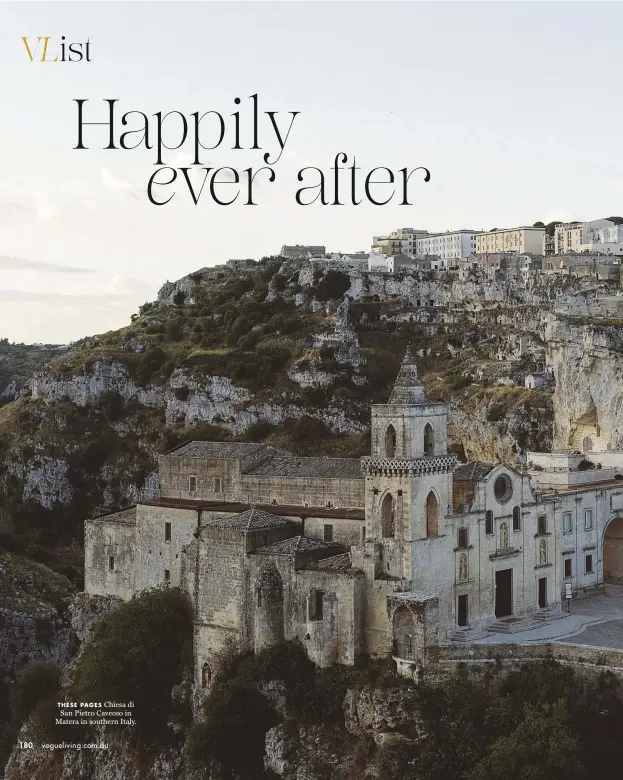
[392,640,417,661]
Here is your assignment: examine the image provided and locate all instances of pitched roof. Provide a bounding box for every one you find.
[202,507,292,531]
[304,552,353,571]
[453,461,494,484]
[167,441,269,458]
[246,456,363,479]
[90,507,136,524]
[255,536,342,556]
[389,347,429,405]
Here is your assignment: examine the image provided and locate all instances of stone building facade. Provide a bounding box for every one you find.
[85,349,623,683]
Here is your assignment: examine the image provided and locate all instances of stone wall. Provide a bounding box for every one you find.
[84,510,136,599]
[239,475,364,510]
[135,504,199,591]
[419,641,623,683]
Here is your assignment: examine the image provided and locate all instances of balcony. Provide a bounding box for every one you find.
[392,639,417,662]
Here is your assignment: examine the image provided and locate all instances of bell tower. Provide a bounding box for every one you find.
[361,348,457,580]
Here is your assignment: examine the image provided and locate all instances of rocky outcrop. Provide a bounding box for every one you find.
[342,684,426,743]
[546,314,623,450]
[0,552,76,678]
[4,727,191,780]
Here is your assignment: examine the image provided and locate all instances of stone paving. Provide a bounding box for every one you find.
[471,584,623,647]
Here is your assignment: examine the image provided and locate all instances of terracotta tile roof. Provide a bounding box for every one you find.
[201,507,292,531]
[255,536,343,556]
[166,441,290,459]
[90,507,136,524]
[453,461,494,484]
[246,456,363,479]
[304,552,353,571]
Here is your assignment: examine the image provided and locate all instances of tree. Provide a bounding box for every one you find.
[533,221,545,228]
[470,701,586,780]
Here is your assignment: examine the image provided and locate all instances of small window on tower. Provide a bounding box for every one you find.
[165,522,171,542]
[108,556,115,571]
[164,569,170,582]
[458,528,468,549]
[189,476,197,493]
[214,477,222,493]
[324,524,334,543]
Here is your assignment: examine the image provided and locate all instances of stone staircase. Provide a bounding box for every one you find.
[487,615,542,634]
[449,627,490,642]
[533,607,567,623]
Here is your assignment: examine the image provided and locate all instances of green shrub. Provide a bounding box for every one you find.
[10,663,61,724]
[70,586,193,739]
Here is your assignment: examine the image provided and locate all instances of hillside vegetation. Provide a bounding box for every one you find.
[0,257,557,579]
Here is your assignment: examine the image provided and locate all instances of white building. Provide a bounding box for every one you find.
[476,226,545,255]
[368,253,389,272]
[371,228,429,256]
[416,230,480,262]
[330,253,369,270]
[554,219,623,255]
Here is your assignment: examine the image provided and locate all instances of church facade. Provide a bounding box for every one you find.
[84,350,623,684]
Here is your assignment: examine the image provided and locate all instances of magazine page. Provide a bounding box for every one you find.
[1,2,623,779]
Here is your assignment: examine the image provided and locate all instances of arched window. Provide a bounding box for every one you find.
[381,493,395,538]
[424,423,435,457]
[385,425,396,458]
[201,663,212,688]
[582,436,593,453]
[426,491,438,537]
[512,505,521,531]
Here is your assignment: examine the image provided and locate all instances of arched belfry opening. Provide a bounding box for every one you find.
[426,491,438,537]
[381,493,395,538]
[385,425,396,458]
[424,423,435,457]
[604,516,623,584]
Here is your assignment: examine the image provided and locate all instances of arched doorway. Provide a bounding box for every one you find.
[426,491,438,537]
[385,425,396,458]
[392,606,414,659]
[583,436,593,453]
[604,516,623,584]
[424,423,435,456]
[381,493,395,538]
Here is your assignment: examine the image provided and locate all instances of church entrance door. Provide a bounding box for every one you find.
[457,594,468,627]
[538,577,547,608]
[495,569,512,618]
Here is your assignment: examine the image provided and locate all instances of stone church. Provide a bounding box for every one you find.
[85,349,623,683]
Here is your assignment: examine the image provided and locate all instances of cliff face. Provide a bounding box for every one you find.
[0,551,76,678]
[0,259,570,560]
[546,314,623,451]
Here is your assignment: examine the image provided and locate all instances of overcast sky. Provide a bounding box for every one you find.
[1,1,622,343]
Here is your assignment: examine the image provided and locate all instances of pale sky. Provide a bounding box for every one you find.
[1,1,622,343]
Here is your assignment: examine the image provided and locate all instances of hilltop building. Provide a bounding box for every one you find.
[85,351,623,683]
[281,244,326,259]
[371,228,429,256]
[476,226,545,255]
[415,230,480,261]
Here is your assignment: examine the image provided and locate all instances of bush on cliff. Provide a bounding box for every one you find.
[70,586,193,740]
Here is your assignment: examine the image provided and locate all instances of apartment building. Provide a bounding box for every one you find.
[476,226,545,255]
[416,230,480,261]
[553,219,623,255]
[371,227,429,255]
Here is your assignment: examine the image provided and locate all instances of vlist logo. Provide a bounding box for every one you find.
[21,36,91,62]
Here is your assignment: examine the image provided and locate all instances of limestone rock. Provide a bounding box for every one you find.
[342,684,426,743]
